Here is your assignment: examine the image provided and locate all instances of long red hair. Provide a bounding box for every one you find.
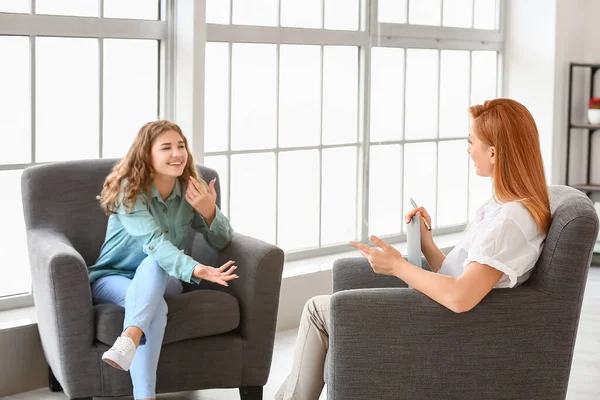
[469,98,551,234]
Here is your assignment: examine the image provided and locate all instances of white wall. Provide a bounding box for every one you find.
[504,0,557,182]
[505,0,600,187]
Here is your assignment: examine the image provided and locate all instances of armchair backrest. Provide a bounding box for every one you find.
[21,159,221,266]
[526,185,599,301]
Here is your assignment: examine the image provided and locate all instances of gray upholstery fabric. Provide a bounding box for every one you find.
[327,186,599,400]
[94,290,240,346]
[21,160,284,399]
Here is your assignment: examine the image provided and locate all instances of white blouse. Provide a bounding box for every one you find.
[437,198,546,288]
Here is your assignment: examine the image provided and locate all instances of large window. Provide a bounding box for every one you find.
[203,0,501,260]
[0,2,166,304]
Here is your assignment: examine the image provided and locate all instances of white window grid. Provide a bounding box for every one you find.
[204,0,504,261]
[0,0,169,309]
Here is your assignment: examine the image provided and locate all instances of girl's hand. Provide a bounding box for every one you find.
[349,236,405,276]
[192,260,238,286]
[186,177,217,224]
[405,206,433,245]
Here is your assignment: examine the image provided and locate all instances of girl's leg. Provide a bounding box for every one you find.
[129,274,182,400]
[275,295,332,400]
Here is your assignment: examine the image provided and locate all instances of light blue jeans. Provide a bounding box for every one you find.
[91,257,183,399]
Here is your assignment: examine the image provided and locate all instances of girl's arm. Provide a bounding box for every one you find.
[191,207,233,250]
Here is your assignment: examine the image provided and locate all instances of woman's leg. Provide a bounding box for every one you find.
[275,295,332,400]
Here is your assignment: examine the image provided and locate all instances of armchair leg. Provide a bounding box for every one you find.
[239,386,263,400]
[48,366,63,392]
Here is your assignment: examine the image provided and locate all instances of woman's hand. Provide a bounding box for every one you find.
[405,206,433,246]
[186,177,217,224]
[192,260,238,287]
[349,236,406,276]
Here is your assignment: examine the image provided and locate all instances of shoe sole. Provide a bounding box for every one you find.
[102,357,125,371]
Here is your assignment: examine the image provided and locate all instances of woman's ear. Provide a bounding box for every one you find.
[489,146,495,164]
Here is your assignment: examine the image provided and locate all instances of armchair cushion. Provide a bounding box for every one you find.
[94,290,240,346]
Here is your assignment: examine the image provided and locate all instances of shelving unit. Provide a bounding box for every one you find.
[566,62,600,257]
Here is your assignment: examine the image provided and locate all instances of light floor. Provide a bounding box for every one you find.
[7,268,600,400]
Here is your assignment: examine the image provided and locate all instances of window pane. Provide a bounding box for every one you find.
[103,39,158,159]
[474,0,497,30]
[405,49,438,140]
[281,0,321,28]
[468,161,492,219]
[369,145,402,236]
[204,155,229,217]
[0,0,29,13]
[232,0,277,27]
[279,45,321,148]
[321,147,357,245]
[206,0,230,24]
[322,46,358,145]
[471,51,497,106]
[36,37,98,162]
[36,0,98,17]
[443,0,473,28]
[231,44,277,150]
[437,140,468,226]
[230,153,276,244]
[324,0,359,31]
[0,37,30,165]
[439,50,470,138]
[278,150,320,250]
[403,142,436,224]
[378,0,407,23]
[0,170,29,298]
[370,47,404,142]
[204,42,230,153]
[409,0,441,26]
[104,0,159,20]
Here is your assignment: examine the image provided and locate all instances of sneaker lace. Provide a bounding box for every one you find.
[114,337,136,355]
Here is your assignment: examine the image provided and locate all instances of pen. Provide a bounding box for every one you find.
[409,197,432,231]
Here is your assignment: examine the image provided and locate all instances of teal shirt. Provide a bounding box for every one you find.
[88,179,233,284]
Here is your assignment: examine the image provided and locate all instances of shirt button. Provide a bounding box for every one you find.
[163,208,167,213]
[164,229,169,234]
[148,245,154,251]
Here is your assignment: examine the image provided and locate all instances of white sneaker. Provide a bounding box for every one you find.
[102,336,137,371]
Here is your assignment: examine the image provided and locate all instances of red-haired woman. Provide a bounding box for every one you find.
[276,98,551,400]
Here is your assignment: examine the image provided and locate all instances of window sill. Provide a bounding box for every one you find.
[0,232,462,332]
[283,231,461,278]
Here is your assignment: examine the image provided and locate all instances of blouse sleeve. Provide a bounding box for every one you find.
[465,218,540,288]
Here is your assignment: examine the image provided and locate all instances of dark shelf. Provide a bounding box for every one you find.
[571,62,600,69]
[570,123,600,130]
[570,184,600,192]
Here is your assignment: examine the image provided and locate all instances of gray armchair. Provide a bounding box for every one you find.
[327,186,599,400]
[21,159,284,400]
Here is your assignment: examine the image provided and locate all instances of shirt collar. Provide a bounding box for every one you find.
[150,179,182,202]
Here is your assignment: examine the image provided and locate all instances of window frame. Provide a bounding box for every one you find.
[0,0,170,309]
[202,0,504,261]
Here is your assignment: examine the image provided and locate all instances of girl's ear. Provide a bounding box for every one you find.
[490,146,495,164]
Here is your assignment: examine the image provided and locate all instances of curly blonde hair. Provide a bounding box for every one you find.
[98,120,204,215]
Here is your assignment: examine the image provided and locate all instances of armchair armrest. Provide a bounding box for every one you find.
[333,257,409,292]
[191,232,284,384]
[26,229,95,383]
[328,286,571,400]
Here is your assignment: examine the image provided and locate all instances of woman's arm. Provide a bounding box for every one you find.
[350,236,503,313]
[421,239,446,273]
[392,259,503,313]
